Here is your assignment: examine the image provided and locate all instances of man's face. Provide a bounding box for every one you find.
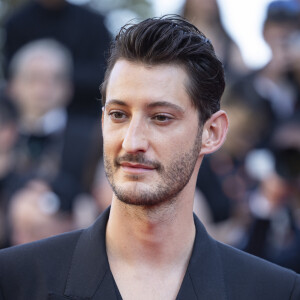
[102,60,202,206]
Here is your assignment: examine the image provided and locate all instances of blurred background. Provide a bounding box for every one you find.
[0,0,300,274]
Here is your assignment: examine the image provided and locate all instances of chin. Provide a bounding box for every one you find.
[113,183,177,208]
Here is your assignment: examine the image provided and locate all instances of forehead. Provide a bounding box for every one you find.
[106,59,193,109]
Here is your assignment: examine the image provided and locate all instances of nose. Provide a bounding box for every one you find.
[122,116,149,153]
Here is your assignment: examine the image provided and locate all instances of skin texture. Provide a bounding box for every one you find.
[103,61,203,207]
[102,59,228,300]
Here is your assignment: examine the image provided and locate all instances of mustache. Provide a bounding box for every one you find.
[115,153,162,170]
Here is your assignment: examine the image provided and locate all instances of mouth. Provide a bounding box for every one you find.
[120,162,156,174]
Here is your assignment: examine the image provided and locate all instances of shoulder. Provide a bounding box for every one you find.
[216,241,300,299]
[0,229,83,295]
[0,228,82,260]
[0,228,82,264]
[0,209,110,298]
[192,215,300,299]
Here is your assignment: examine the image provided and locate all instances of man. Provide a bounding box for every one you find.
[4,0,111,118]
[6,39,96,211]
[0,16,299,300]
[8,38,73,180]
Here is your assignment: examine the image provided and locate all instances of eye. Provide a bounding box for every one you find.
[108,111,128,122]
[152,114,173,124]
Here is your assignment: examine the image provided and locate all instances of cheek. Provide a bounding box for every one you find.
[103,137,112,156]
[103,128,122,156]
[155,132,194,161]
[166,128,197,149]
[102,118,128,148]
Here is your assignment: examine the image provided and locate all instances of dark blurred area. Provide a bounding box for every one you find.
[0,0,300,275]
[185,0,300,274]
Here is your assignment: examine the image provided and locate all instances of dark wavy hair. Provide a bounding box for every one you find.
[100,15,225,125]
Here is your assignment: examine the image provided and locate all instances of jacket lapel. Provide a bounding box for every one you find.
[59,209,227,300]
[177,215,228,300]
[63,207,117,300]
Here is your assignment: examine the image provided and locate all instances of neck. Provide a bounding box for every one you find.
[106,188,196,269]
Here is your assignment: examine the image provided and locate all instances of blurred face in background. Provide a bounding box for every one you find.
[9,50,72,119]
[263,22,297,74]
[184,0,219,20]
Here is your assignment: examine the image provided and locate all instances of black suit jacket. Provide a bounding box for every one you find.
[0,207,300,299]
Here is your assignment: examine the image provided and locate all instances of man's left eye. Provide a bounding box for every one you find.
[152,114,172,123]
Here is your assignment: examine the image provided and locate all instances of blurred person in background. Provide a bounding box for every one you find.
[212,0,300,272]
[240,114,300,273]
[0,97,19,248]
[195,0,300,247]
[227,0,300,148]
[6,38,98,212]
[3,0,110,120]
[8,38,73,180]
[182,0,248,83]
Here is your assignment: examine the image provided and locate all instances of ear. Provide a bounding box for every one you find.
[200,110,228,156]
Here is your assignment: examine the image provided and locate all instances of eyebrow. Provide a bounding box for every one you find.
[105,99,128,107]
[147,101,185,113]
[105,99,185,113]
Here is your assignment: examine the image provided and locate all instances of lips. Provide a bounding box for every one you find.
[120,162,155,170]
[119,162,156,174]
